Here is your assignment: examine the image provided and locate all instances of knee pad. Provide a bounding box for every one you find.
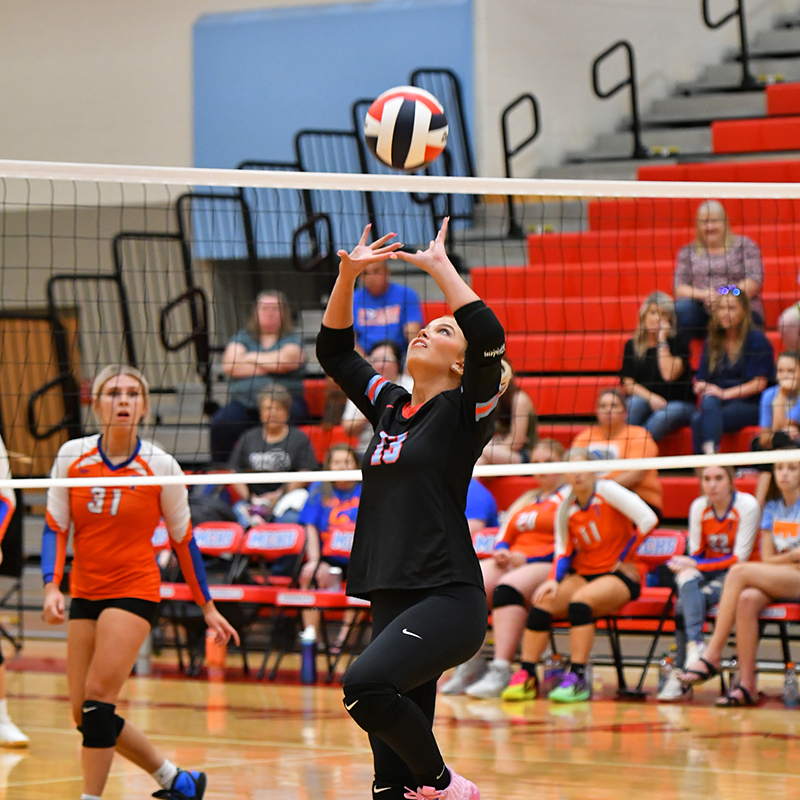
[568,602,593,627]
[492,584,526,609]
[342,681,401,733]
[526,606,552,632]
[80,700,118,749]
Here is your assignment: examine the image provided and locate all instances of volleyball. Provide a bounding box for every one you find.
[364,86,448,172]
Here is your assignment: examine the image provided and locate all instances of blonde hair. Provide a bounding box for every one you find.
[499,358,513,396]
[693,199,734,252]
[633,291,677,358]
[91,365,151,426]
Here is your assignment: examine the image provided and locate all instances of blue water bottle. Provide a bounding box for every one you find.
[300,628,318,685]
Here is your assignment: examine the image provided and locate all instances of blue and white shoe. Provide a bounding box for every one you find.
[153,769,207,799]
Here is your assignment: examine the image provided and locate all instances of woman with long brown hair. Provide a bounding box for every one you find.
[690,289,775,454]
[210,290,307,463]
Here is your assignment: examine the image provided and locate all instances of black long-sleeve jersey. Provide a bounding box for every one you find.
[317,299,505,599]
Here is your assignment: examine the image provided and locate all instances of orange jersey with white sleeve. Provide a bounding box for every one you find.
[41,435,210,605]
[687,491,761,572]
[495,485,570,561]
[551,479,659,581]
[0,436,17,543]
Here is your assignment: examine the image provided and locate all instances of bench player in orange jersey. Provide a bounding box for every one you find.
[656,464,760,702]
[0,435,28,747]
[441,439,569,699]
[522,447,659,703]
[41,365,238,800]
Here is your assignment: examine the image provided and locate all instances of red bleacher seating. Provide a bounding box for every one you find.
[712,115,800,154]
[766,82,800,116]
[637,159,800,185]
[297,424,359,463]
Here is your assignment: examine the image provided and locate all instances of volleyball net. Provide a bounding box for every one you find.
[1,158,799,500]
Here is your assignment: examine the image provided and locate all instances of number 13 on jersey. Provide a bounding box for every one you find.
[371,432,408,465]
[87,487,122,515]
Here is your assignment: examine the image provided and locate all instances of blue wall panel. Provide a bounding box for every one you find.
[193,0,474,168]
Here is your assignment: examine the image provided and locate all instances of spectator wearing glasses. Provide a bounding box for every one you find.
[674,200,764,339]
[691,289,775,454]
[340,340,413,458]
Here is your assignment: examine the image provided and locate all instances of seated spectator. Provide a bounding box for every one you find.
[674,199,764,339]
[681,459,800,706]
[621,291,695,442]
[656,465,760,702]
[298,444,361,647]
[752,351,800,506]
[465,477,499,534]
[442,440,568,700]
[691,289,775,455]
[340,339,413,457]
[571,389,663,518]
[477,362,537,465]
[518,448,658,703]
[229,383,319,525]
[352,261,422,354]
[211,290,307,464]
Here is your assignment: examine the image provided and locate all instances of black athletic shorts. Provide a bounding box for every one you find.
[581,570,641,601]
[69,597,160,627]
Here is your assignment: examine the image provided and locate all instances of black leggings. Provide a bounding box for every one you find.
[343,583,487,790]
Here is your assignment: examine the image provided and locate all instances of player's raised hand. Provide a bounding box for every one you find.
[397,217,452,276]
[337,224,402,281]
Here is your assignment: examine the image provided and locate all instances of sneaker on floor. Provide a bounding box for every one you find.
[0,719,28,748]
[153,769,207,799]
[403,768,480,800]
[657,671,693,703]
[465,661,512,699]
[501,669,538,702]
[548,672,591,703]
[440,656,486,695]
[686,640,706,667]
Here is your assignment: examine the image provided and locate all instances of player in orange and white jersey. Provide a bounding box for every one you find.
[0,436,27,747]
[521,448,658,703]
[41,365,238,800]
[657,464,760,702]
[442,439,569,699]
[682,459,800,706]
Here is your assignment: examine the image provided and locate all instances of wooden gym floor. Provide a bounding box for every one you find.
[3,636,800,800]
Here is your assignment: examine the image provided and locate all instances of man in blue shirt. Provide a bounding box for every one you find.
[352,262,423,353]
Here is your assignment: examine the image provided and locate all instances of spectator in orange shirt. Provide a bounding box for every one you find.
[571,389,663,518]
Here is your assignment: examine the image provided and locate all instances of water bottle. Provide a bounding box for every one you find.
[328,566,343,592]
[783,662,800,708]
[657,653,673,693]
[300,628,318,685]
[205,629,227,671]
[543,653,566,693]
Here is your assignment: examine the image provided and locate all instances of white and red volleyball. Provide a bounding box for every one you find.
[364,86,448,172]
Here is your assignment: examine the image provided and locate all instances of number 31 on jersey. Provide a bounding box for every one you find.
[87,487,122,515]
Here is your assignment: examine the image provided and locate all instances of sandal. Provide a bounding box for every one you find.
[680,657,721,685]
[715,684,758,707]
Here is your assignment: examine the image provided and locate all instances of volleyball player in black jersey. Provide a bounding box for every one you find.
[317,219,505,800]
